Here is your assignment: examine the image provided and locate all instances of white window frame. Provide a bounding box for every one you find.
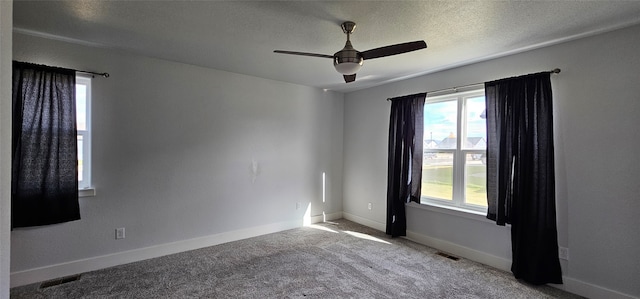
[421,88,487,214]
[76,75,92,191]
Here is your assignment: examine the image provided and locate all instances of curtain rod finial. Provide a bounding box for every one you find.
[551,68,561,74]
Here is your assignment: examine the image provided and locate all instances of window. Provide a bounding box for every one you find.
[76,76,91,190]
[421,89,487,213]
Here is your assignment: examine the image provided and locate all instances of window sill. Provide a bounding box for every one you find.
[79,188,96,198]
[406,201,498,225]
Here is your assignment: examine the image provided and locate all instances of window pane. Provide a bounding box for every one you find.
[465,153,487,207]
[464,96,486,150]
[76,84,87,130]
[78,135,83,181]
[425,100,458,149]
[422,152,453,200]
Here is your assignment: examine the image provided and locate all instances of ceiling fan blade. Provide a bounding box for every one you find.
[360,41,427,60]
[273,50,333,59]
[343,74,356,83]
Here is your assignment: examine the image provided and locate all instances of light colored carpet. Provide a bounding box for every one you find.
[11,219,582,298]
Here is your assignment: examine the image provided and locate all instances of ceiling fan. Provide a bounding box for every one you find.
[274,21,427,83]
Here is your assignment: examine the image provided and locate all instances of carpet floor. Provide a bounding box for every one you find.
[11,219,583,298]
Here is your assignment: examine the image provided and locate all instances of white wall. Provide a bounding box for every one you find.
[343,24,640,299]
[10,32,343,286]
[0,1,13,297]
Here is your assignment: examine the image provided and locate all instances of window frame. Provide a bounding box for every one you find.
[421,88,487,214]
[76,75,92,190]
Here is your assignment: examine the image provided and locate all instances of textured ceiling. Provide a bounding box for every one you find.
[13,1,640,92]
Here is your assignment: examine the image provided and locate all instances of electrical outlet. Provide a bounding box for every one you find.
[115,227,125,240]
[368,202,372,210]
[559,247,569,260]
[296,202,300,210]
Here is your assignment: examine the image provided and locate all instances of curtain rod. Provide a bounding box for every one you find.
[13,60,110,78]
[387,68,560,100]
[77,70,110,78]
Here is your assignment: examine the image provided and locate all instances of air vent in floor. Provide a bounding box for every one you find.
[39,274,81,289]
[436,251,460,261]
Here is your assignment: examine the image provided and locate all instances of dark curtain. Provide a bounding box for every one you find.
[485,72,562,284]
[12,61,80,228]
[386,93,426,237]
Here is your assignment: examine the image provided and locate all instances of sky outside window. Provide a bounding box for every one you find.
[424,100,457,142]
[465,96,486,142]
[76,84,87,130]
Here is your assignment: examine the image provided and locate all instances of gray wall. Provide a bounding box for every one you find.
[10,32,343,273]
[0,1,13,298]
[343,24,640,297]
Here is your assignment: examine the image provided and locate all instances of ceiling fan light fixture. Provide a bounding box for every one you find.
[334,62,362,75]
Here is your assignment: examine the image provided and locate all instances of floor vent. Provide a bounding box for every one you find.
[39,274,81,289]
[436,251,460,261]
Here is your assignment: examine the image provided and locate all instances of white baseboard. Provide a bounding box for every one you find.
[405,229,512,272]
[308,211,343,224]
[342,212,385,232]
[405,229,638,299]
[10,219,302,288]
[552,277,638,299]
